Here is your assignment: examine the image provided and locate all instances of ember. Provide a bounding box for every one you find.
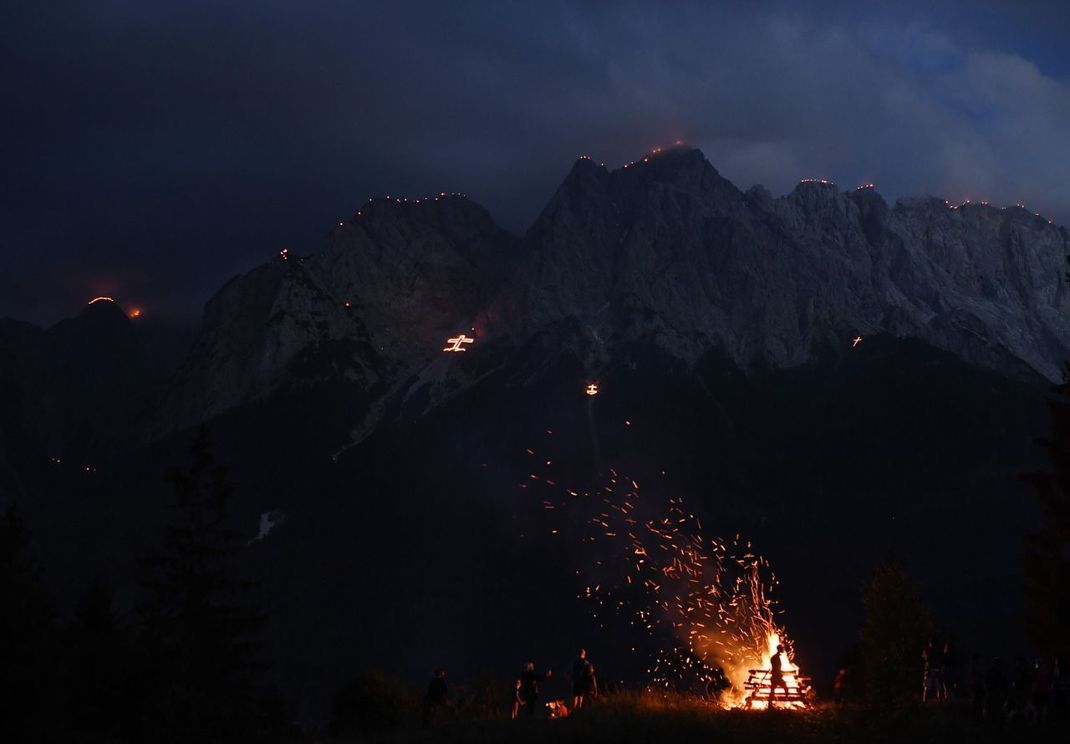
[526,450,809,710]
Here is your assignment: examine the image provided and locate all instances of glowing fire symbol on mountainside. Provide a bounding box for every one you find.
[852,335,863,348]
[88,296,115,305]
[586,383,599,396]
[443,334,475,352]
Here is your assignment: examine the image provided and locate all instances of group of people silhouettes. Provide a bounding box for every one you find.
[920,639,1068,725]
[511,649,599,719]
[969,653,1066,725]
[423,649,599,725]
[423,641,1067,726]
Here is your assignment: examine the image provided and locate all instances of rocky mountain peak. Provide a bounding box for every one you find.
[155,147,1070,438]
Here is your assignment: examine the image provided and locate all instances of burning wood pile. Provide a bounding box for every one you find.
[740,637,813,710]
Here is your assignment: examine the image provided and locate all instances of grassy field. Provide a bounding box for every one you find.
[335,693,1070,744]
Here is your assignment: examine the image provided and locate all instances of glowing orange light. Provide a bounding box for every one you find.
[88,296,114,305]
[740,632,812,710]
[128,308,142,319]
[586,383,599,396]
[443,334,474,352]
[852,335,863,348]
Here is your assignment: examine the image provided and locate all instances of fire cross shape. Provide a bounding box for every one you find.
[443,334,474,352]
[585,383,599,396]
[852,335,863,348]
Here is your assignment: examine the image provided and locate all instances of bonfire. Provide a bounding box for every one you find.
[523,441,813,711]
[739,633,812,710]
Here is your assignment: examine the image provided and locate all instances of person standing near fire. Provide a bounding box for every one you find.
[571,650,588,710]
[423,669,455,727]
[768,644,790,707]
[581,657,598,703]
[513,662,552,719]
[832,667,848,706]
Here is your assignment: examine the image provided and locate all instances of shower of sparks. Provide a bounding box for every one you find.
[524,446,808,709]
[443,334,475,352]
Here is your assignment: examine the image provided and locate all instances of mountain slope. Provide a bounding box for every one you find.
[0,300,151,493]
[155,146,1069,449]
[158,195,519,434]
[484,147,1069,382]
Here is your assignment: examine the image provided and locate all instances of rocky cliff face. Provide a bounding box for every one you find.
[158,146,1070,437]
[159,194,518,432]
[489,147,1070,381]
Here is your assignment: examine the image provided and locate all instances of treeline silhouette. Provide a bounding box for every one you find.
[0,429,292,744]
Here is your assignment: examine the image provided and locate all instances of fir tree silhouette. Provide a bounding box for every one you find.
[137,428,267,742]
[0,505,61,743]
[64,578,134,742]
[1021,367,1070,656]
[860,561,932,712]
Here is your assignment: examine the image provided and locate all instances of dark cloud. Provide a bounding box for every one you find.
[2,1,1068,324]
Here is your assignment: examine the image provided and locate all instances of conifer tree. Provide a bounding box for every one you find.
[0,505,60,742]
[1021,365,1070,657]
[860,561,932,711]
[138,428,266,742]
[64,578,133,742]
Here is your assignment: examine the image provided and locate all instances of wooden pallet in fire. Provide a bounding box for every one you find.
[742,668,814,709]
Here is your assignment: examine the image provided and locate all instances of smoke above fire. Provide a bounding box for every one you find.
[524,448,807,708]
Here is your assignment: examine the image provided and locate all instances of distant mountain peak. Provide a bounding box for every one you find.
[148,146,1070,437]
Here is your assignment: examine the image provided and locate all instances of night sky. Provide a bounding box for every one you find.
[3,1,1069,325]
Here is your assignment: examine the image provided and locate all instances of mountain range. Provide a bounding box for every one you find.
[2,145,1066,720]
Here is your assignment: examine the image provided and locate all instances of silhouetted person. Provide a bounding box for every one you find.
[1055,657,1068,720]
[939,641,955,703]
[1029,657,1055,725]
[423,669,455,727]
[581,660,598,703]
[832,668,847,706]
[572,649,589,710]
[1008,656,1030,721]
[514,662,552,719]
[922,638,937,702]
[985,658,1008,725]
[970,654,986,720]
[768,645,789,708]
